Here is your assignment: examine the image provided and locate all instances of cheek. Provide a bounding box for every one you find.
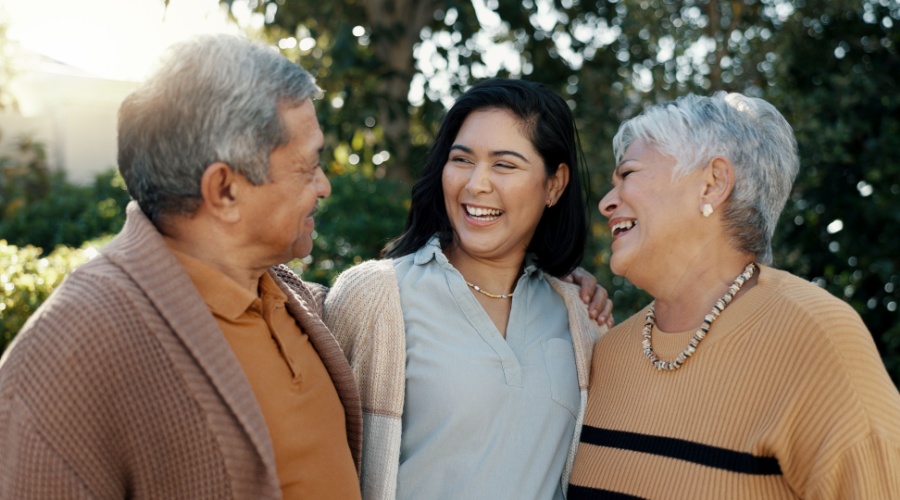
[510,181,550,222]
[621,183,655,212]
[443,170,471,206]
[441,167,462,193]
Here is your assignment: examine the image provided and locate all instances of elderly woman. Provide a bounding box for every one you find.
[568,93,900,498]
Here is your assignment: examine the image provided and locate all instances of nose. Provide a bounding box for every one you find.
[465,163,492,196]
[599,186,618,219]
[317,167,332,199]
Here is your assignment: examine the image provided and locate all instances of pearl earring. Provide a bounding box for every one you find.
[701,203,714,217]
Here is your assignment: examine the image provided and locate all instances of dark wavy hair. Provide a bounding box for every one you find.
[384,78,588,277]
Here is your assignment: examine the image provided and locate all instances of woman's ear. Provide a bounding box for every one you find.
[701,157,735,210]
[199,162,241,223]
[547,163,570,206]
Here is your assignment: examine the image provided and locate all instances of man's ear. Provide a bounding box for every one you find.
[700,157,735,210]
[199,162,241,223]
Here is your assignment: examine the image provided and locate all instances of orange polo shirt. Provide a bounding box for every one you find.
[167,245,359,500]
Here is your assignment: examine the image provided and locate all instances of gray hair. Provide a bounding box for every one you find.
[117,34,320,222]
[612,92,799,264]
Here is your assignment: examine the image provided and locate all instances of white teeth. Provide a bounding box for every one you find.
[611,220,636,235]
[466,205,503,218]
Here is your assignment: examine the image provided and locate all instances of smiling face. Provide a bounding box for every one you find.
[442,108,567,265]
[240,99,331,266]
[599,139,705,287]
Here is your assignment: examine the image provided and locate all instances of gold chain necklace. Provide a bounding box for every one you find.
[466,281,514,299]
[642,263,756,371]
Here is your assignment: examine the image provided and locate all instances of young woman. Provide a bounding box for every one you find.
[323,78,606,499]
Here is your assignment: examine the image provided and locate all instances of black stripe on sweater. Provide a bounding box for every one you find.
[580,426,782,475]
[568,484,647,499]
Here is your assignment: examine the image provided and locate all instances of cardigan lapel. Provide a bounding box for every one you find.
[102,202,278,482]
[270,266,364,470]
[548,277,605,390]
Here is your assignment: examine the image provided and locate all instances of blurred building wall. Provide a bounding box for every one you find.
[0,50,138,184]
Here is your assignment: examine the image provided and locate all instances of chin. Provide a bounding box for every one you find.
[293,247,313,262]
[608,254,628,278]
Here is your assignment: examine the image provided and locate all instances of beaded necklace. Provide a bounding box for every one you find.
[642,262,756,371]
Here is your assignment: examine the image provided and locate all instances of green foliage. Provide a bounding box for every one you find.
[0,136,51,217]
[0,153,129,255]
[0,238,107,351]
[226,0,513,186]
[0,139,128,353]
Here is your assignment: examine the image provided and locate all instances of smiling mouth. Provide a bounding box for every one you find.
[611,219,637,237]
[465,204,503,221]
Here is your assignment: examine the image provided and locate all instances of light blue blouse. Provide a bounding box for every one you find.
[394,236,579,500]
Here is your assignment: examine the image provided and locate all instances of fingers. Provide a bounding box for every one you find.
[588,284,612,326]
[572,268,598,303]
[566,266,614,328]
[587,283,608,314]
[599,295,615,328]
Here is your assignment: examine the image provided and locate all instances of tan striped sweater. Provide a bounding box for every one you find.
[569,265,900,499]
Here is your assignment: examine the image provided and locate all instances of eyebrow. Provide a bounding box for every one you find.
[450,144,531,163]
[611,159,633,181]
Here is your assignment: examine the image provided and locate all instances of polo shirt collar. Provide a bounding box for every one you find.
[166,244,274,321]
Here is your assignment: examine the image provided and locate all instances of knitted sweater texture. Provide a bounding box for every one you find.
[323,258,604,500]
[568,265,900,499]
[0,202,362,499]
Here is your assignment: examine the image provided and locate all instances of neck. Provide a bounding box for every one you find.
[162,216,267,296]
[444,242,525,296]
[650,252,757,332]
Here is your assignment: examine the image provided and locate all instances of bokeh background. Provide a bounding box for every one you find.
[1,0,898,385]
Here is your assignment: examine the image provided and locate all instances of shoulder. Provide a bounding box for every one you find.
[546,276,605,339]
[11,255,145,349]
[751,268,900,423]
[270,264,328,314]
[593,306,647,358]
[324,259,402,331]
[546,276,605,389]
[763,266,848,305]
[759,266,869,343]
[329,259,399,302]
[546,275,580,299]
[762,265,852,308]
[1,255,162,419]
[546,276,597,328]
[323,259,406,368]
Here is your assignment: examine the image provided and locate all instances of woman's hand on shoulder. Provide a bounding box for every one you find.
[564,267,614,328]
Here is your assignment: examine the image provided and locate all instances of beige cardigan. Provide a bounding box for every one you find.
[324,258,605,500]
[0,202,362,499]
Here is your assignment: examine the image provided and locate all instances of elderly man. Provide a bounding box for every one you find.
[0,35,361,499]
